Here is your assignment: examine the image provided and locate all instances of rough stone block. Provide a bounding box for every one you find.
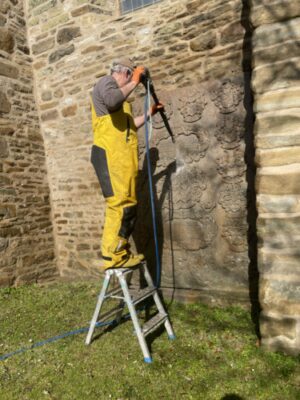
[0,238,8,251]
[49,44,75,63]
[0,274,14,287]
[0,175,11,186]
[260,313,297,340]
[40,101,59,111]
[32,37,55,55]
[0,91,11,113]
[28,16,39,27]
[0,0,10,14]
[252,58,300,93]
[32,0,57,16]
[259,276,300,315]
[42,13,69,31]
[0,204,16,218]
[41,90,52,101]
[62,104,77,117]
[0,28,14,53]
[0,14,6,26]
[0,59,19,79]
[255,146,300,167]
[0,137,8,157]
[33,60,46,70]
[220,21,244,46]
[41,109,59,121]
[256,164,300,194]
[57,27,81,44]
[253,17,300,48]
[251,0,300,28]
[29,0,49,9]
[81,44,105,55]
[190,31,216,52]
[155,22,182,36]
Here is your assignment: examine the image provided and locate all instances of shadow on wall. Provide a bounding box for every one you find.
[241,1,260,337]
[133,148,176,288]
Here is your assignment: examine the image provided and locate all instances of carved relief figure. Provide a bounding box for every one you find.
[210,79,243,114]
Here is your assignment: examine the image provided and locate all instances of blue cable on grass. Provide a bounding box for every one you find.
[0,320,112,362]
[144,84,161,288]
[0,308,140,362]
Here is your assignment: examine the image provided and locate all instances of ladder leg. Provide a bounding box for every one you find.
[117,271,153,363]
[142,263,176,340]
[85,271,112,345]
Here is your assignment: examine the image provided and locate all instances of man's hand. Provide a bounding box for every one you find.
[132,66,146,84]
[151,102,164,116]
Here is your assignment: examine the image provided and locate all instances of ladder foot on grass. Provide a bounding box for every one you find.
[85,261,175,363]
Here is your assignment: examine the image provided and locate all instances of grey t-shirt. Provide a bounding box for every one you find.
[92,75,125,117]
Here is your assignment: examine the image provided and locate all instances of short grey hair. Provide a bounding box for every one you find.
[110,64,129,74]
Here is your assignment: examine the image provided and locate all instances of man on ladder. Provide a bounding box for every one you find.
[91,58,163,270]
[88,58,175,363]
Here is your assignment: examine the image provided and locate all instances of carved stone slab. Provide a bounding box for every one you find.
[133,78,248,295]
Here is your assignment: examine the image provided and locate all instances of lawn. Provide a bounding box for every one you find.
[0,282,299,400]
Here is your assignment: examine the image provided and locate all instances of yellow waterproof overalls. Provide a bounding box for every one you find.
[91,99,143,269]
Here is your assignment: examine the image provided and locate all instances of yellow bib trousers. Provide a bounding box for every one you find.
[91,100,140,268]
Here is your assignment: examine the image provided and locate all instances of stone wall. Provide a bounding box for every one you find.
[251,0,300,355]
[0,0,57,286]
[24,0,252,303]
[2,0,300,355]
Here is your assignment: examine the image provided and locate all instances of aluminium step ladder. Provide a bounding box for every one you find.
[85,261,175,363]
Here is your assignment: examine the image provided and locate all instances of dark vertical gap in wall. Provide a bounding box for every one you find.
[241,0,261,338]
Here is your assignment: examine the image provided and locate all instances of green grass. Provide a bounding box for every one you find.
[0,282,299,400]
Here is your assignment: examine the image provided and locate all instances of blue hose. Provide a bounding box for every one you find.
[0,309,139,362]
[144,87,161,288]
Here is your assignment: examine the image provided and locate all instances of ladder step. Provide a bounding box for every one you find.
[95,304,124,323]
[130,287,156,305]
[105,287,123,299]
[116,263,143,277]
[142,312,168,336]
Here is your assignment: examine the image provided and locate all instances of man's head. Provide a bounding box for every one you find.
[111,58,136,87]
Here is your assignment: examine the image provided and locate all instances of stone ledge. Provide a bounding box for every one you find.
[251,0,300,28]
[259,277,300,315]
[260,312,297,340]
[261,335,300,356]
[253,17,300,48]
[258,251,300,276]
[256,163,300,194]
[253,39,300,68]
[254,107,300,136]
[252,57,300,94]
[257,194,300,213]
[254,86,300,113]
[255,146,300,167]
